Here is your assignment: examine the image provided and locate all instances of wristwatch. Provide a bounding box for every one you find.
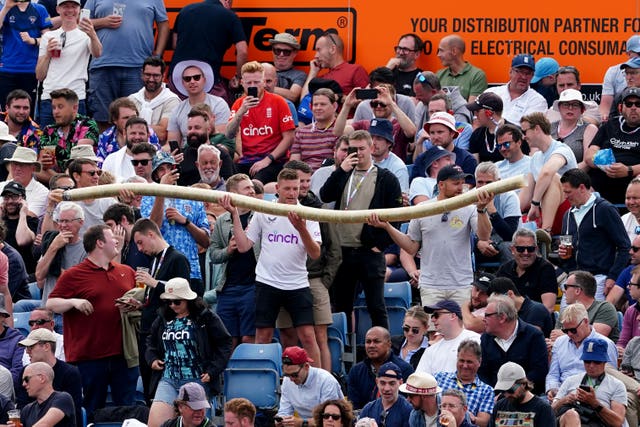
[477,208,488,214]
[183,218,191,227]
[594,404,604,413]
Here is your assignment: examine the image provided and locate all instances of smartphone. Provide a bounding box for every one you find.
[347,146,358,156]
[80,8,91,20]
[579,385,591,391]
[168,140,181,154]
[355,88,378,100]
[247,86,258,98]
[274,417,283,423]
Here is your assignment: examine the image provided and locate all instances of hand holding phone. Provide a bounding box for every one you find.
[355,88,378,100]
[247,87,258,98]
[347,146,358,156]
[168,140,181,154]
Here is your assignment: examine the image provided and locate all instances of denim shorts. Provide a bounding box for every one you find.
[153,377,206,405]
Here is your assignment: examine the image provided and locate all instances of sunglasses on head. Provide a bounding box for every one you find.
[28,319,51,326]
[131,159,150,166]
[321,413,341,421]
[272,48,293,56]
[495,141,512,150]
[402,325,421,334]
[183,74,202,83]
[370,101,388,108]
[624,100,640,108]
[514,245,536,253]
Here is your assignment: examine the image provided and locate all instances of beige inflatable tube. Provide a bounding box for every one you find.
[62,174,526,224]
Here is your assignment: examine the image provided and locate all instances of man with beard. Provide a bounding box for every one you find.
[461,273,494,334]
[102,117,153,181]
[491,362,555,426]
[0,181,38,275]
[1,90,41,149]
[129,57,180,144]
[196,144,224,190]
[177,109,218,186]
[385,34,423,96]
[131,142,156,183]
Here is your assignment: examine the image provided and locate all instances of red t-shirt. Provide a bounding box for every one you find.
[49,258,135,362]
[320,62,369,94]
[230,91,295,163]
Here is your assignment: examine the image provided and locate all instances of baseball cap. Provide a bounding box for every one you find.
[620,57,640,70]
[472,272,495,292]
[1,181,25,198]
[627,35,640,53]
[19,328,57,347]
[282,346,314,365]
[424,111,458,135]
[621,86,640,102]
[398,372,442,395]
[511,54,535,70]
[580,338,609,363]
[369,118,394,144]
[268,33,301,50]
[465,92,503,112]
[494,362,527,392]
[423,300,462,319]
[437,165,471,183]
[377,362,402,379]
[177,382,211,410]
[530,57,559,84]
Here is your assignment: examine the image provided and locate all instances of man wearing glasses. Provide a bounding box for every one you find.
[485,54,547,125]
[494,124,531,183]
[491,362,555,426]
[19,362,76,427]
[435,35,487,103]
[268,33,306,104]
[385,34,423,97]
[276,346,343,427]
[586,86,640,204]
[545,303,618,403]
[20,309,65,364]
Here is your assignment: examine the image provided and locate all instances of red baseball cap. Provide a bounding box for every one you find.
[282,346,314,365]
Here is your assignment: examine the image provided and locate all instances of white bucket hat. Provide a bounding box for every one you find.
[171,60,215,97]
[552,89,587,112]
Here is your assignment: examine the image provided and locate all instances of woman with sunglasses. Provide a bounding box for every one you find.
[146,278,232,427]
[550,89,597,170]
[312,399,354,427]
[391,306,430,370]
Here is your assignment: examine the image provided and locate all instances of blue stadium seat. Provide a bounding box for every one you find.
[227,342,283,375]
[28,282,41,300]
[384,282,412,308]
[618,311,624,332]
[13,311,30,337]
[355,306,407,345]
[327,336,346,376]
[328,312,348,344]
[223,368,280,410]
[400,222,409,234]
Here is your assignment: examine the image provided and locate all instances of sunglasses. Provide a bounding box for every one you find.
[514,245,536,253]
[28,319,51,326]
[624,100,640,108]
[82,170,102,176]
[56,185,74,191]
[22,375,33,383]
[402,325,421,334]
[431,311,451,319]
[631,246,640,253]
[495,141,512,150]
[484,311,499,318]
[505,382,523,394]
[272,48,293,56]
[561,319,585,334]
[321,413,341,421]
[370,101,388,108]
[323,32,338,46]
[167,300,185,306]
[283,365,304,378]
[441,212,449,222]
[131,159,150,166]
[183,74,202,83]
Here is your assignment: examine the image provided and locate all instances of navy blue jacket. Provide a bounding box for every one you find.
[347,352,414,409]
[561,196,630,280]
[478,320,548,395]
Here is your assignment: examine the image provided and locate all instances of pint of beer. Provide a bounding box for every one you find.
[559,235,573,260]
[8,409,21,427]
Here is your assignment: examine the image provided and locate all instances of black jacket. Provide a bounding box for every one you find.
[146,307,232,394]
[320,165,402,250]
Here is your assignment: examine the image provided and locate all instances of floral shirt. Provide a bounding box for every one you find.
[39,114,99,171]
[0,112,42,150]
[97,125,161,162]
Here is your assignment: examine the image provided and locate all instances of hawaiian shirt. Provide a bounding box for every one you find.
[39,114,99,171]
[97,125,161,162]
[0,112,42,150]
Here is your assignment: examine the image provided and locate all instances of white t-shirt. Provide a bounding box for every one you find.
[246,209,321,290]
[416,328,480,374]
[39,28,91,100]
[530,139,577,182]
[622,212,639,244]
[409,201,477,289]
[101,146,134,182]
[485,84,548,124]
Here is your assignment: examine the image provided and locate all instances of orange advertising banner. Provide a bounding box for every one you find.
[164,0,640,90]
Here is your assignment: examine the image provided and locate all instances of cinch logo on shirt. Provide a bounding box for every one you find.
[243,124,274,136]
[162,329,191,340]
[267,232,299,244]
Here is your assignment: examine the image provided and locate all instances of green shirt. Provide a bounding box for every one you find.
[436,62,488,100]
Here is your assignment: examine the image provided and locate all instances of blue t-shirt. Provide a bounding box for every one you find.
[162,317,204,380]
[85,0,168,68]
[1,3,52,73]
